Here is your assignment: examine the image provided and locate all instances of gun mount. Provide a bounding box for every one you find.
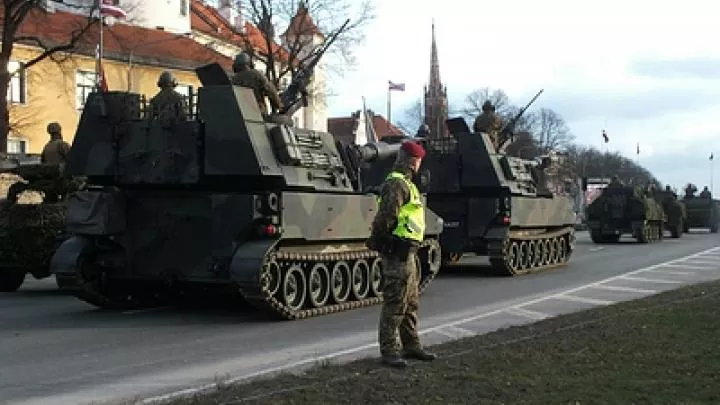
[51,78,443,320]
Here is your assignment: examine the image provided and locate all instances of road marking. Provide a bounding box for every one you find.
[505,306,549,320]
[621,275,685,284]
[445,325,475,338]
[590,284,658,294]
[661,263,716,270]
[652,269,694,276]
[589,247,605,252]
[434,328,462,339]
[136,245,720,405]
[554,294,615,305]
[682,259,717,264]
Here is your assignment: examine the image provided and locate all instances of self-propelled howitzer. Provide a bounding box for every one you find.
[50,66,443,320]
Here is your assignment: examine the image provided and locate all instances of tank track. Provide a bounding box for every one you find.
[56,238,443,319]
[236,237,442,320]
[489,226,574,276]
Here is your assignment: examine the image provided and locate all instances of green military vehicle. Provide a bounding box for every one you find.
[587,185,666,243]
[0,159,78,292]
[652,188,686,238]
[681,185,719,233]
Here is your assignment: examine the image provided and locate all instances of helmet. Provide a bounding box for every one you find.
[233,53,252,71]
[482,100,493,111]
[46,121,61,135]
[157,71,177,88]
[416,123,430,136]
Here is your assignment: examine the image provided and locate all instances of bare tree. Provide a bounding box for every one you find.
[533,108,575,152]
[0,1,102,154]
[228,0,374,92]
[396,99,423,135]
[462,87,512,119]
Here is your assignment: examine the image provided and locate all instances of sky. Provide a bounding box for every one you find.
[320,0,720,192]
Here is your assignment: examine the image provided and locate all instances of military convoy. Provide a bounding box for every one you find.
[586,185,666,243]
[682,184,719,233]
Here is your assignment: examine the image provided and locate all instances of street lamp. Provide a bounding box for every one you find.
[126,31,192,91]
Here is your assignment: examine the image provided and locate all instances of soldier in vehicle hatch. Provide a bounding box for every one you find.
[608,175,624,188]
[700,186,712,198]
[230,52,283,114]
[40,122,71,166]
[366,140,436,369]
[473,100,503,150]
[148,71,188,124]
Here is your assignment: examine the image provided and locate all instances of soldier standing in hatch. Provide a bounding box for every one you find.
[608,175,624,188]
[148,71,188,123]
[473,100,503,150]
[230,52,283,114]
[366,140,436,369]
[40,122,71,166]
[700,186,712,198]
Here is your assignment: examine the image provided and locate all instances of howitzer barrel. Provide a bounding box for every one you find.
[356,142,401,163]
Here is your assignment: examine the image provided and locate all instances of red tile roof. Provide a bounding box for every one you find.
[282,4,323,39]
[328,111,405,144]
[190,0,289,62]
[13,6,232,70]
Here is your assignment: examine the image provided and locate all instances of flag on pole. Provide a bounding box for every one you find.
[94,44,108,92]
[388,81,405,91]
[711,153,714,161]
[636,143,639,155]
[100,0,128,19]
[602,129,609,143]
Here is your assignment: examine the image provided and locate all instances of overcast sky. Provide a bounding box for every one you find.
[322,0,720,192]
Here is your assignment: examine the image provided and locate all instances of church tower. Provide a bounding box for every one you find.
[423,22,449,138]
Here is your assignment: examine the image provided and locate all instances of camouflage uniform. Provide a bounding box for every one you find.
[231,53,282,114]
[700,186,711,198]
[367,141,436,369]
[148,71,188,125]
[473,101,503,150]
[40,122,71,166]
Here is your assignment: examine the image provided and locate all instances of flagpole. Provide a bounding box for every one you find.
[96,0,104,90]
[387,83,391,124]
[711,153,715,196]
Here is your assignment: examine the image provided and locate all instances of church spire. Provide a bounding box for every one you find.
[424,21,449,138]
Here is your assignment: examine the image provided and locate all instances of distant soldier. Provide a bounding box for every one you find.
[40,122,71,166]
[700,186,712,198]
[416,123,430,138]
[473,100,503,150]
[608,175,624,188]
[665,185,677,198]
[230,52,282,114]
[148,71,188,124]
[366,140,436,369]
[685,183,697,198]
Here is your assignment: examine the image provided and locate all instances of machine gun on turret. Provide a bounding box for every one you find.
[496,89,544,152]
[279,19,350,117]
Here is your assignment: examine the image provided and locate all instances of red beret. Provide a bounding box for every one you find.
[401,141,426,159]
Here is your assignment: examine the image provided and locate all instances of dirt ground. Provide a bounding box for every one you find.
[160,279,720,405]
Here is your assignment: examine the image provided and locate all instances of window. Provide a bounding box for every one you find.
[7,61,26,104]
[7,138,28,154]
[76,70,96,110]
[175,83,194,115]
[180,0,187,16]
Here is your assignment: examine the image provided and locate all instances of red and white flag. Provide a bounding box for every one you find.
[388,80,405,91]
[100,0,127,19]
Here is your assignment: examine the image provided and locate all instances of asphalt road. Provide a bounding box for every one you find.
[2,230,719,405]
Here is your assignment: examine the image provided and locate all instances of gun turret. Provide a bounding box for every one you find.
[496,89,544,152]
[279,19,350,117]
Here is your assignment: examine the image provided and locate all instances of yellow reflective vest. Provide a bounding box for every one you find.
[378,171,426,242]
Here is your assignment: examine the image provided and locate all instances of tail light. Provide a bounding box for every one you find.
[258,224,280,237]
[502,216,511,224]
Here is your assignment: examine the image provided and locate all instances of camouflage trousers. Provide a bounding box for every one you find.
[378,251,422,356]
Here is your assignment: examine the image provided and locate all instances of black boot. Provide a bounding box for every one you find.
[402,348,437,361]
[381,354,407,368]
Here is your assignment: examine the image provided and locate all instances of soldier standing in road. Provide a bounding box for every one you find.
[40,122,71,166]
[230,52,283,114]
[473,100,503,150]
[366,140,436,368]
[148,71,188,123]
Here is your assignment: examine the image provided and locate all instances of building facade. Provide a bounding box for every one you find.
[328,110,404,146]
[6,6,231,154]
[423,23,449,139]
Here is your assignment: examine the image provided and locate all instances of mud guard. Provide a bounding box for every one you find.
[228,239,280,285]
[50,236,92,277]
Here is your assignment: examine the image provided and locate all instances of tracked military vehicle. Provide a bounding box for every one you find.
[587,185,666,243]
[363,95,576,276]
[652,189,686,238]
[682,192,719,233]
[0,159,80,292]
[50,58,443,319]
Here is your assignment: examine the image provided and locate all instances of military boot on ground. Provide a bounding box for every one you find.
[402,348,437,361]
[381,354,407,368]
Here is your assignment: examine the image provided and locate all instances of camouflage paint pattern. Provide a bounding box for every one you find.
[653,190,687,236]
